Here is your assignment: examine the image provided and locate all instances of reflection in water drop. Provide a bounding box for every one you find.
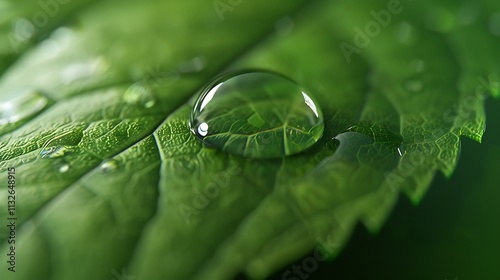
[275,17,294,36]
[101,159,118,172]
[124,82,156,108]
[190,71,324,158]
[197,122,209,137]
[0,89,49,126]
[489,13,500,37]
[397,143,406,157]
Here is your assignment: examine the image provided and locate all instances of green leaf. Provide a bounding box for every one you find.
[0,0,499,279]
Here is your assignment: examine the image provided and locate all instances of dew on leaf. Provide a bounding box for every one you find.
[52,159,71,173]
[124,82,157,108]
[190,71,324,159]
[178,56,206,73]
[40,146,72,159]
[275,17,294,36]
[100,159,119,172]
[39,129,83,158]
[0,89,49,126]
[58,163,71,173]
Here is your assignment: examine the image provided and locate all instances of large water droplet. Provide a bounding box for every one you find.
[0,89,49,126]
[124,82,156,108]
[190,71,324,158]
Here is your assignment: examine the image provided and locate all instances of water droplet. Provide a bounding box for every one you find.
[489,13,500,37]
[124,82,156,108]
[409,59,425,73]
[275,17,294,36]
[52,159,71,173]
[178,56,206,73]
[190,71,324,158]
[58,163,70,173]
[0,89,49,126]
[404,79,423,93]
[40,145,78,159]
[425,7,456,33]
[100,159,119,172]
[39,129,83,158]
[396,22,413,44]
[11,18,36,42]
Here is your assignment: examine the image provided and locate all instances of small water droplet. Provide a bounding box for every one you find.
[58,163,70,173]
[404,79,423,93]
[100,159,119,172]
[425,7,456,33]
[489,13,500,37]
[40,146,74,159]
[0,89,49,126]
[275,17,294,36]
[11,18,36,41]
[178,56,206,73]
[396,22,413,44]
[124,82,157,108]
[190,71,324,158]
[409,59,425,73]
